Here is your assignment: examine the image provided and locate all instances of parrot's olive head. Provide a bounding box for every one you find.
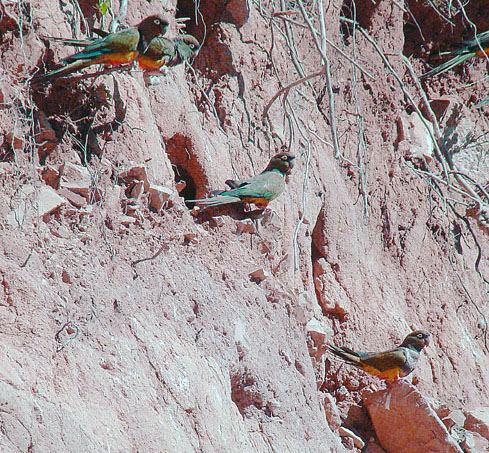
[139,15,170,40]
[266,152,295,175]
[401,330,430,352]
[181,35,200,52]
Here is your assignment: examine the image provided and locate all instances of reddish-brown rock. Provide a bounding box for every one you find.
[465,407,489,440]
[57,187,87,208]
[148,184,172,211]
[59,162,92,198]
[364,441,387,453]
[339,426,365,450]
[324,393,342,431]
[365,382,463,453]
[306,317,333,365]
[35,110,58,162]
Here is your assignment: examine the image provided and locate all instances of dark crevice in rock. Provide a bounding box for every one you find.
[340,0,378,44]
[311,206,349,322]
[343,403,375,442]
[403,0,489,61]
[75,0,100,30]
[176,0,249,43]
[177,0,246,90]
[32,81,112,164]
[173,165,197,207]
[230,370,263,417]
[0,1,28,38]
[402,1,453,60]
[165,133,207,208]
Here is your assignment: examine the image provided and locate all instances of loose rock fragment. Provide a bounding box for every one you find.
[464,407,489,440]
[396,111,435,163]
[235,220,256,235]
[148,184,172,211]
[52,225,71,239]
[59,162,91,198]
[183,233,198,244]
[466,202,489,233]
[175,180,187,194]
[35,110,58,162]
[306,317,333,364]
[119,164,149,191]
[460,430,489,452]
[61,270,71,284]
[248,268,269,283]
[339,426,365,450]
[41,165,59,188]
[209,216,225,228]
[120,215,136,226]
[365,381,463,453]
[130,180,145,199]
[36,186,67,217]
[323,394,341,431]
[57,188,87,208]
[5,131,24,151]
[438,408,465,431]
[429,96,453,121]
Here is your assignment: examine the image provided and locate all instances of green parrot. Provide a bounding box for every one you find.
[421,30,489,78]
[191,152,295,209]
[137,34,199,70]
[34,15,169,80]
[328,330,430,381]
[45,31,199,72]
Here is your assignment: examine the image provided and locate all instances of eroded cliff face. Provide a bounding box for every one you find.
[1,0,489,451]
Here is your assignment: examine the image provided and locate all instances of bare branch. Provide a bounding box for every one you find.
[297,0,341,159]
[262,69,325,123]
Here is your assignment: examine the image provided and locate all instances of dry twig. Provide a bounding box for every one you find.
[297,0,341,159]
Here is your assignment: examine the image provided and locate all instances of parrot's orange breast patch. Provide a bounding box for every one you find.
[137,56,166,70]
[95,51,139,65]
[241,197,270,208]
[362,365,404,381]
[475,48,489,57]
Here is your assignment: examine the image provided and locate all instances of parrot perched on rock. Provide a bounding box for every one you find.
[421,30,489,78]
[34,15,169,80]
[328,330,430,381]
[191,152,295,209]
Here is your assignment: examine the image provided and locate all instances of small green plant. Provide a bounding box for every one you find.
[98,0,111,16]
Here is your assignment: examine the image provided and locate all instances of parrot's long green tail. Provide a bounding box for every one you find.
[190,195,240,206]
[421,52,475,79]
